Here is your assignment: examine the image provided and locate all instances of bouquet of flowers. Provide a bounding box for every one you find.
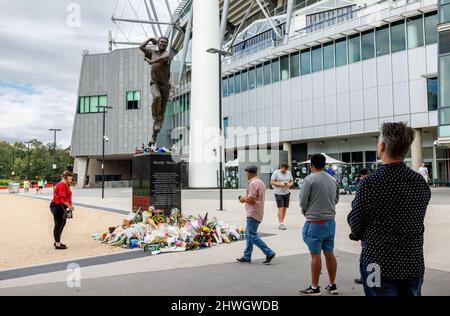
[148,207,167,224]
[192,213,218,248]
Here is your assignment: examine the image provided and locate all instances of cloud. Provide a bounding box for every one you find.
[0,84,76,146]
[0,0,180,146]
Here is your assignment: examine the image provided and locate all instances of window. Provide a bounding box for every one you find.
[301,49,311,74]
[407,15,424,49]
[440,108,450,125]
[440,4,450,24]
[187,92,190,110]
[311,45,322,72]
[440,55,450,108]
[79,97,85,114]
[335,38,347,66]
[235,73,241,94]
[264,61,272,85]
[256,64,264,87]
[305,5,356,32]
[427,78,438,111]
[376,25,390,56]
[90,95,99,113]
[440,30,450,54]
[222,77,228,97]
[290,52,300,77]
[126,91,140,110]
[391,19,406,53]
[224,117,229,138]
[249,67,256,89]
[78,96,108,114]
[180,95,185,112]
[323,42,334,70]
[272,58,280,82]
[352,152,364,163]
[241,70,248,92]
[361,30,375,60]
[439,125,450,137]
[166,100,173,117]
[365,151,377,162]
[228,75,235,95]
[425,12,438,45]
[348,34,361,63]
[95,175,121,182]
[280,55,290,80]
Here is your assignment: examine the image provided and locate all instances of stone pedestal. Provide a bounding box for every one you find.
[132,153,182,212]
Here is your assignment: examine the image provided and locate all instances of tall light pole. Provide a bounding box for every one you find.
[11,143,17,182]
[206,48,234,211]
[97,105,113,199]
[25,141,33,179]
[49,129,62,188]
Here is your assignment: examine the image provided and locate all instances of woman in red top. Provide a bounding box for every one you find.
[50,171,74,250]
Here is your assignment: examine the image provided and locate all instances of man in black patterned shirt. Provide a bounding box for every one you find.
[348,122,431,296]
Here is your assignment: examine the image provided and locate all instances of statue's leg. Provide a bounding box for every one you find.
[151,84,162,121]
[150,84,162,146]
[158,85,171,130]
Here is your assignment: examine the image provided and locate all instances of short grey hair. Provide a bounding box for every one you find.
[379,122,415,160]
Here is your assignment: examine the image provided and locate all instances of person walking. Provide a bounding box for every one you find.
[23,179,30,193]
[35,181,40,194]
[299,154,340,296]
[348,122,431,296]
[418,161,430,183]
[38,178,44,194]
[50,171,75,250]
[271,162,294,230]
[237,166,276,265]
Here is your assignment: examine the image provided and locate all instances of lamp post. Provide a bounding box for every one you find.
[25,141,33,179]
[97,105,113,199]
[11,144,15,182]
[206,48,234,211]
[49,129,62,188]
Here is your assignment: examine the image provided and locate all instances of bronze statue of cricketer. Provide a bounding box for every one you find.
[140,36,173,146]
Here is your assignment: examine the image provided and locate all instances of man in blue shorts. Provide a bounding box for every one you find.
[299,154,340,296]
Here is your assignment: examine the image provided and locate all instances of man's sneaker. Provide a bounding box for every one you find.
[278,224,287,230]
[299,286,321,296]
[324,284,339,295]
[262,253,276,265]
[236,257,251,264]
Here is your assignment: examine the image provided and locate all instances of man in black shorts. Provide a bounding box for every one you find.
[271,162,294,230]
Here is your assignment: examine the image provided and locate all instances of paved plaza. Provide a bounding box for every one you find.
[0,187,449,296]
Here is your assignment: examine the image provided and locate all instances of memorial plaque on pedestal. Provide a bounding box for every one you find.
[132,153,182,212]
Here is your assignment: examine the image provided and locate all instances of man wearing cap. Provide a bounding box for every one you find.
[237,166,276,265]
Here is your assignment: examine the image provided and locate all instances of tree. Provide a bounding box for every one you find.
[0,140,74,182]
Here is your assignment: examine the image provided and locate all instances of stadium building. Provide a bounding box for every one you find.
[71,0,450,188]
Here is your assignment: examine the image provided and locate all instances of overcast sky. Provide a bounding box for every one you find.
[0,0,179,147]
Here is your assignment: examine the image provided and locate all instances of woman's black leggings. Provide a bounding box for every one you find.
[50,202,67,243]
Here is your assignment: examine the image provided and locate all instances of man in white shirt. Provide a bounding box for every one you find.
[418,161,429,183]
[271,162,294,230]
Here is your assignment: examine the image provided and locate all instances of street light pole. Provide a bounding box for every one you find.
[11,144,15,182]
[97,105,113,199]
[206,48,234,211]
[49,129,62,189]
[25,141,32,179]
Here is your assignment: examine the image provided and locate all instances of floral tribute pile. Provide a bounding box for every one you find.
[92,207,245,255]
